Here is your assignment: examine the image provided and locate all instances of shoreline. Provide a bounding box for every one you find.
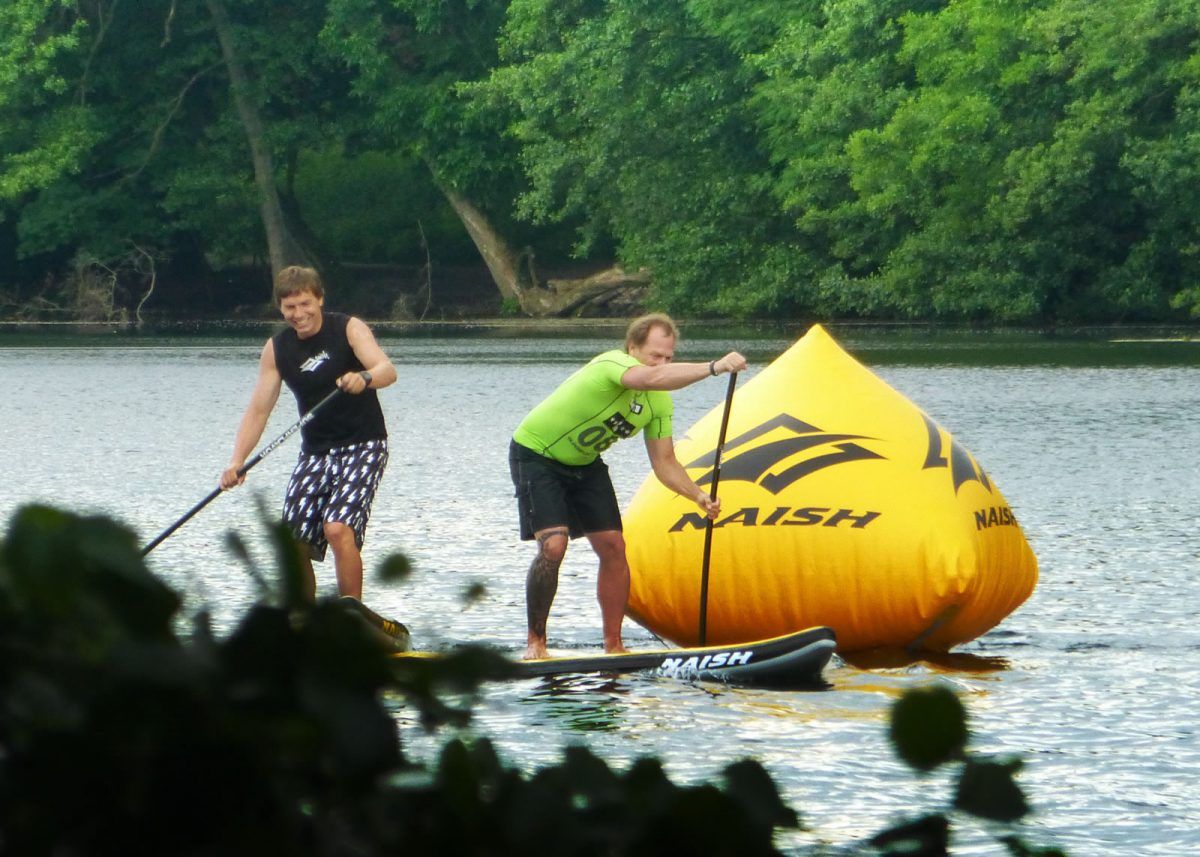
[1,316,1198,340]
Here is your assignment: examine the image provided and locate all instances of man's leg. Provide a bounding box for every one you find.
[525,527,569,659]
[324,521,363,600]
[322,439,387,601]
[282,451,328,602]
[298,545,318,602]
[585,529,629,654]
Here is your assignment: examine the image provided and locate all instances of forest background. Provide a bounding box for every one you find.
[2,0,1199,324]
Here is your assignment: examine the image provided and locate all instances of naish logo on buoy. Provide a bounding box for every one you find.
[921,413,994,494]
[686,413,886,494]
[922,415,1021,529]
[668,413,885,533]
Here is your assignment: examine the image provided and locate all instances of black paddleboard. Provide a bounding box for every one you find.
[392,626,837,685]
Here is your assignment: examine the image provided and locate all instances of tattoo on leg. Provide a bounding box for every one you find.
[536,527,569,545]
[526,550,561,639]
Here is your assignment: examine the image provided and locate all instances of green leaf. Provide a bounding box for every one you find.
[460,580,487,607]
[889,684,969,771]
[868,813,950,856]
[954,757,1029,822]
[377,551,414,583]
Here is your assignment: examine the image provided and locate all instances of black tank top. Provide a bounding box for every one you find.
[272,312,387,453]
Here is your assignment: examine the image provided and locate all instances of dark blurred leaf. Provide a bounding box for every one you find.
[256,497,307,609]
[388,645,515,730]
[724,758,801,831]
[623,756,675,807]
[461,580,487,607]
[224,530,270,596]
[377,552,413,583]
[1,505,179,644]
[561,744,621,806]
[629,783,779,857]
[999,833,1069,856]
[869,813,950,856]
[890,685,969,771]
[954,757,1029,822]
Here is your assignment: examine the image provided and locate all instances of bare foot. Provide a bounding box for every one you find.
[604,642,628,655]
[524,643,549,660]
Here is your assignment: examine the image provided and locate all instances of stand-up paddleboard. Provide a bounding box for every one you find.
[392,626,837,685]
[340,596,412,651]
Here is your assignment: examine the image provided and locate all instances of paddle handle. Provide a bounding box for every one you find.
[698,372,738,645]
[140,387,343,556]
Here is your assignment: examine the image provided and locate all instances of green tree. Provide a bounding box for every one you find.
[487,0,794,316]
[752,0,1200,321]
[323,0,632,316]
[747,0,936,317]
[0,1,367,314]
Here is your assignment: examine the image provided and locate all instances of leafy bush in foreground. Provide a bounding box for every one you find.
[0,505,1063,855]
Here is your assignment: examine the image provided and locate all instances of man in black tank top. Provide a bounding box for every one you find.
[220,266,399,627]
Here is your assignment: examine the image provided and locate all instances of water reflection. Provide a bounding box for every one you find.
[839,649,1011,673]
[520,674,634,733]
[2,328,1198,855]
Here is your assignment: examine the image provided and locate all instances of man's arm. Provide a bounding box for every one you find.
[220,341,283,489]
[621,351,747,391]
[337,317,397,394]
[645,436,721,520]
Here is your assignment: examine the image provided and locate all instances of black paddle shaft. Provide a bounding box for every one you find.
[698,372,738,645]
[140,387,343,556]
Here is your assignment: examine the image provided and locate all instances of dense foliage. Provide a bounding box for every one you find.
[2,0,1198,322]
[0,503,1066,854]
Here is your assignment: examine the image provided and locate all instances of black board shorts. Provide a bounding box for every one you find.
[509,439,622,540]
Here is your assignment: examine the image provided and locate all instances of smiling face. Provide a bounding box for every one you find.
[278,288,324,339]
[628,325,676,367]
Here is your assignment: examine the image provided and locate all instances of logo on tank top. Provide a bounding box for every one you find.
[299,351,331,373]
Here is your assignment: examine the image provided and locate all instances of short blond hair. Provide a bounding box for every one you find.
[273,266,324,306]
[625,312,678,352]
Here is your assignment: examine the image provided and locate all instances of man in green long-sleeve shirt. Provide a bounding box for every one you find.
[509,313,747,659]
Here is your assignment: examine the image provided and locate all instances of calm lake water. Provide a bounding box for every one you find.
[1,323,1197,855]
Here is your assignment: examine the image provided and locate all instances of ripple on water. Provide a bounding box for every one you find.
[2,337,1198,855]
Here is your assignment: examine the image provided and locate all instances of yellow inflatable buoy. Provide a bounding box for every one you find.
[625,325,1037,653]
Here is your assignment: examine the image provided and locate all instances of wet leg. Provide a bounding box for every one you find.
[525,527,568,659]
[298,545,317,602]
[324,521,363,600]
[586,529,629,654]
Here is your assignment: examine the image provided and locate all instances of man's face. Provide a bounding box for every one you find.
[279,289,324,338]
[629,326,676,367]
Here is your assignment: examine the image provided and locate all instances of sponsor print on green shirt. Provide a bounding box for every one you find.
[513,350,674,466]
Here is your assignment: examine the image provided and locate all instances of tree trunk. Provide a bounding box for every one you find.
[206,0,308,278]
[434,174,648,317]
[434,179,529,304]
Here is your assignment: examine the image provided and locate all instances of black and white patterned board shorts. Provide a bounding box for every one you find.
[282,439,388,561]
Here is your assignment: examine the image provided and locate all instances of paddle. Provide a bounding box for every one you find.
[141,387,343,556]
[698,372,738,645]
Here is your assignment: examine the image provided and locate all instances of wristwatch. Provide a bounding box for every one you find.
[359,370,373,387]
